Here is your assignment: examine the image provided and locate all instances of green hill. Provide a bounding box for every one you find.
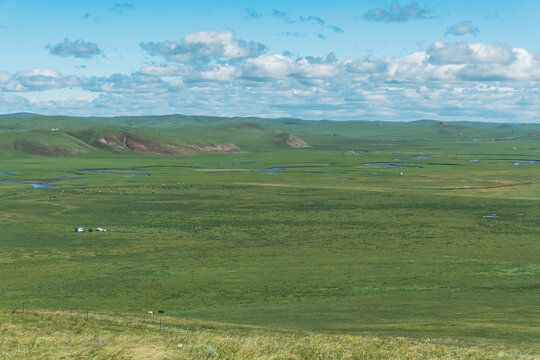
[69,127,241,155]
[2,113,540,147]
[0,127,243,157]
[0,121,315,156]
[0,114,97,132]
[0,129,94,156]
[167,122,311,150]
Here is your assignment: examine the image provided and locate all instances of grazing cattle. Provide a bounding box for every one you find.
[147,311,154,314]
[158,310,165,314]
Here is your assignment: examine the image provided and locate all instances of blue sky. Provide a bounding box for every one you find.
[0,0,539,121]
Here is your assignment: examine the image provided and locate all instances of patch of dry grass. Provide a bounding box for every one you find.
[0,310,535,359]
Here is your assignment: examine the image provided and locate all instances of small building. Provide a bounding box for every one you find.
[75,227,84,232]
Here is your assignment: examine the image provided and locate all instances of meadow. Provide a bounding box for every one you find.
[0,114,539,358]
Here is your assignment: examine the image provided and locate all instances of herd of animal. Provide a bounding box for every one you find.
[147,310,165,315]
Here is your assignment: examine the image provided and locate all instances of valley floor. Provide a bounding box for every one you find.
[1,128,539,357]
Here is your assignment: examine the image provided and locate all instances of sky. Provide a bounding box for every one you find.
[0,0,539,122]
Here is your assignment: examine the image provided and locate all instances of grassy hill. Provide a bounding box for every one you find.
[0,310,533,359]
[0,127,244,156]
[0,120,313,156]
[166,123,310,150]
[2,114,540,145]
[0,129,94,156]
[0,114,97,132]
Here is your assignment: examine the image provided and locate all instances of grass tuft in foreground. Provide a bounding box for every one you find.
[0,310,534,359]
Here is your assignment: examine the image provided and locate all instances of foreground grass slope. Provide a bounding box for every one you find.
[0,310,533,359]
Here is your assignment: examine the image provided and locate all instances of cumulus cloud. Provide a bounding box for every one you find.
[363,2,431,22]
[139,64,181,76]
[446,21,479,36]
[240,55,297,81]
[427,41,514,65]
[48,39,102,59]
[140,31,266,64]
[457,48,540,81]
[181,53,335,83]
[345,59,387,74]
[10,42,540,89]
[82,73,164,93]
[4,37,540,121]
[0,69,79,91]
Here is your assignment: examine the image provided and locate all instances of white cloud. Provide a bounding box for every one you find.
[457,48,540,81]
[240,55,296,80]
[0,69,78,91]
[428,41,515,65]
[48,39,102,59]
[139,64,181,76]
[446,21,479,36]
[190,64,241,82]
[81,73,165,93]
[140,31,266,64]
[3,38,540,122]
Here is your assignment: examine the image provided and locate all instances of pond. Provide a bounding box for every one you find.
[255,167,285,172]
[28,183,55,189]
[364,163,407,168]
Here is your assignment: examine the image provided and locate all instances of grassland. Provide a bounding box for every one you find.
[0,114,539,358]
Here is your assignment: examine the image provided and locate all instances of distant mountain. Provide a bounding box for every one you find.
[0,112,40,118]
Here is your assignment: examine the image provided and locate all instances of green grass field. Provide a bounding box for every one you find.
[0,114,539,358]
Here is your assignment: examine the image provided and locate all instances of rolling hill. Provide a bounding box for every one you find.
[1,113,540,149]
[0,116,315,156]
